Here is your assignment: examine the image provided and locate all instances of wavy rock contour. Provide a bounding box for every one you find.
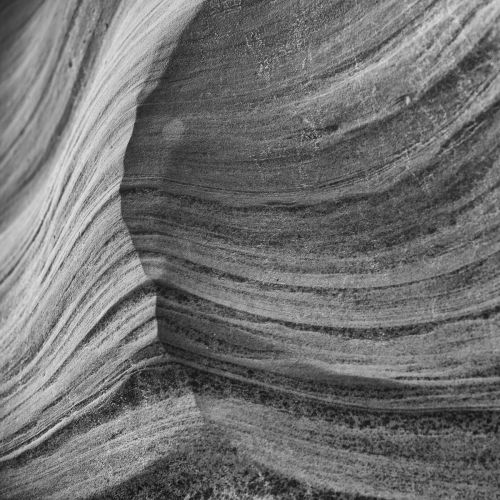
[1,0,500,498]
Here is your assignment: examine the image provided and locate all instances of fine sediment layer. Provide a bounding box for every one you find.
[1,0,500,498]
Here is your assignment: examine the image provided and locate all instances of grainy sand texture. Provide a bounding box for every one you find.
[1,0,499,498]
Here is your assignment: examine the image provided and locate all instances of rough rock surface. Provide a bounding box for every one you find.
[1,0,499,498]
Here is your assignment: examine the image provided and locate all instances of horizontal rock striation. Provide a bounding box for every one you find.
[1,0,500,498]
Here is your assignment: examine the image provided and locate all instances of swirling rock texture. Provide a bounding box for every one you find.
[1,0,500,498]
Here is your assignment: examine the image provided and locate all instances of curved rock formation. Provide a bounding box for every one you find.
[1,0,500,498]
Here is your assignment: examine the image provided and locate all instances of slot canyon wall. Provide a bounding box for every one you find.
[1,0,499,498]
